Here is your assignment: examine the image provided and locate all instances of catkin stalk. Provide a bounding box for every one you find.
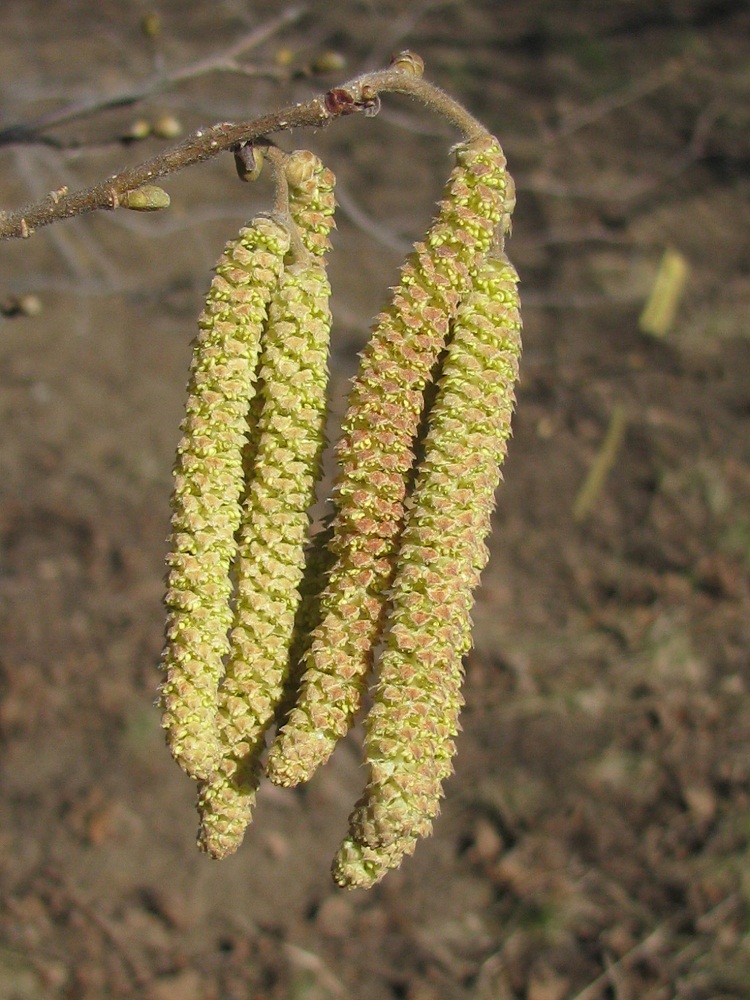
[333,253,522,889]
[197,152,335,857]
[268,134,513,788]
[159,217,290,781]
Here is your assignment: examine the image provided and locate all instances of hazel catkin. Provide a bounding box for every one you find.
[196,261,333,857]
[284,150,336,258]
[333,252,522,889]
[196,152,336,858]
[159,216,290,781]
[268,133,514,789]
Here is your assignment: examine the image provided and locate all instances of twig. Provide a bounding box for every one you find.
[570,921,671,1000]
[572,894,741,1000]
[283,944,347,998]
[0,60,488,241]
[360,0,460,72]
[520,90,716,214]
[41,868,151,992]
[519,290,643,309]
[573,404,628,522]
[334,178,412,254]
[551,57,687,140]
[12,145,121,285]
[0,7,306,146]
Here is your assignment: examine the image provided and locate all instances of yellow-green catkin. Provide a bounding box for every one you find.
[267,134,512,789]
[159,216,291,781]
[238,151,334,487]
[196,154,335,858]
[284,150,336,258]
[333,253,522,889]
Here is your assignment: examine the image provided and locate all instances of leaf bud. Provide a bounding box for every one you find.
[234,143,265,183]
[311,51,347,75]
[141,11,161,38]
[124,118,152,141]
[122,185,171,211]
[152,114,183,140]
[389,50,425,78]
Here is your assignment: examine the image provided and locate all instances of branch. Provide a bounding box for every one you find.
[0,7,307,146]
[0,55,488,241]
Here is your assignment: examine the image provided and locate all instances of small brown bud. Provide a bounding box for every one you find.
[234,143,264,183]
[324,88,358,116]
[389,51,425,78]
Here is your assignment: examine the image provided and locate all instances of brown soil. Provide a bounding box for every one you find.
[2,1,750,997]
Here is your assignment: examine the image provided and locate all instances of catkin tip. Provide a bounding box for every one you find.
[332,834,418,889]
[196,765,260,859]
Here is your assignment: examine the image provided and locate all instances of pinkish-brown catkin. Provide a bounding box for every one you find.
[159,217,290,781]
[333,252,522,889]
[267,134,512,789]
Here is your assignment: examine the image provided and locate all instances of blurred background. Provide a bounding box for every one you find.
[1,1,750,997]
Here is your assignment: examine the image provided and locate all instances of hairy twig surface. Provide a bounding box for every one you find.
[0,66,485,240]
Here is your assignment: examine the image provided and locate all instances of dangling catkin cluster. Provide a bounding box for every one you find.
[192,153,334,859]
[160,151,335,850]
[267,134,513,788]
[196,259,333,858]
[160,100,522,886]
[334,253,522,888]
